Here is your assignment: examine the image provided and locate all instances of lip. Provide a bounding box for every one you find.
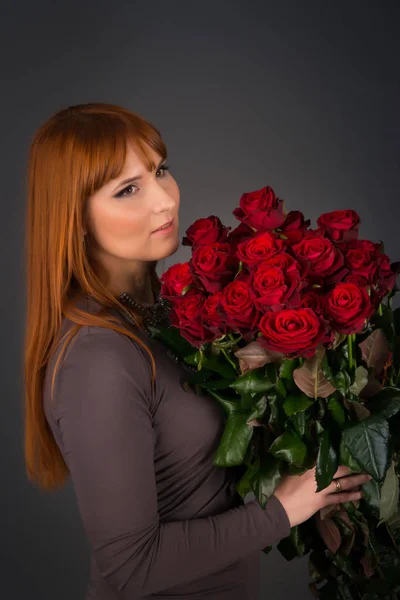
[152,218,174,233]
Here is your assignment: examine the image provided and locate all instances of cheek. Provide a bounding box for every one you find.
[91,203,145,250]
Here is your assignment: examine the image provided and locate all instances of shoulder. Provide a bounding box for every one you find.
[45,324,154,421]
[59,322,149,365]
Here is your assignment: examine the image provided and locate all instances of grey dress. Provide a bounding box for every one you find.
[42,294,291,600]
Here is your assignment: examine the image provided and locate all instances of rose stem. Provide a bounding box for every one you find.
[348,334,353,371]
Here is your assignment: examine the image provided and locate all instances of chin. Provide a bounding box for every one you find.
[159,237,180,260]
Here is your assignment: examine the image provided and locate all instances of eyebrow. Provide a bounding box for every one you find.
[112,158,166,193]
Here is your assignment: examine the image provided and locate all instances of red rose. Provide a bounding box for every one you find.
[316,209,360,242]
[251,263,301,311]
[182,215,231,248]
[160,262,194,299]
[258,308,326,358]
[191,242,239,294]
[344,240,381,283]
[301,291,326,316]
[343,274,369,288]
[371,254,399,304]
[264,251,308,282]
[279,210,311,244]
[325,282,373,334]
[169,292,217,347]
[236,232,286,269]
[201,292,228,334]
[220,279,260,333]
[292,233,345,278]
[233,186,286,231]
[227,222,254,252]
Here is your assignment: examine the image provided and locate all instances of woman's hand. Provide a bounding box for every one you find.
[273,465,372,528]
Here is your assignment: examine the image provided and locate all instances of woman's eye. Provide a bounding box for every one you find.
[157,164,170,178]
[116,164,170,198]
[118,184,137,198]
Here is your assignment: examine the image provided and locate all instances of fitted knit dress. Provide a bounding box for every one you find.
[42,294,291,600]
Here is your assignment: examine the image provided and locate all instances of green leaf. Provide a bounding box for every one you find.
[269,429,308,467]
[321,351,335,383]
[276,525,304,559]
[361,477,381,518]
[200,353,238,379]
[213,411,254,466]
[246,394,268,424]
[327,394,346,427]
[279,358,299,379]
[206,389,238,415]
[235,457,260,498]
[315,429,338,492]
[333,370,352,396]
[342,415,391,482]
[290,410,307,437]
[199,378,235,390]
[147,324,196,356]
[339,439,364,473]
[365,386,400,420]
[230,367,275,394]
[268,392,286,433]
[254,455,285,506]
[379,460,399,524]
[275,377,287,398]
[283,392,315,416]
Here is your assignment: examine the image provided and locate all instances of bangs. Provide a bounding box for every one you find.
[78,109,168,198]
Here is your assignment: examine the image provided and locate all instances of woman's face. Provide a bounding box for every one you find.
[84,142,180,289]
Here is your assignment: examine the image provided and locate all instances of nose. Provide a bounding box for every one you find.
[152,184,177,211]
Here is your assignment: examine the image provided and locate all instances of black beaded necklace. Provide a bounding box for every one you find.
[117,291,198,373]
[118,290,171,330]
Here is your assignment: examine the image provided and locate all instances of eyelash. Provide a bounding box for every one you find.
[116,164,171,198]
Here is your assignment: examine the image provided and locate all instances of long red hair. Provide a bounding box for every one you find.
[24,103,167,492]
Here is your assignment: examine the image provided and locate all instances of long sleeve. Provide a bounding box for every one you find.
[49,327,291,599]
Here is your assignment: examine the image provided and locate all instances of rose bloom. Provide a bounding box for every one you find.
[191,242,239,294]
[182,215,231,248]
[343,274,370,288]
[250,263,301,311]
[292,232,345,278]
[371,254,400,305]
[325,282,373,334]
[236,231,286,269]
[169,291,218,346]
[278,210,311,244]
[258,307,326,357]
[227,222,254,252]
[201,292,229,335]
[160,262,194,299]
[316,209,360,242]
[344,239,381,283]
[232,185,286,231]
[301,291,326,316]
[220,278,260,333]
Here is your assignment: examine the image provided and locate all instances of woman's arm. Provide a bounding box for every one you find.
[49,328,291,599]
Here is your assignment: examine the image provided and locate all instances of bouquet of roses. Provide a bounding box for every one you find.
[148,186,400,599]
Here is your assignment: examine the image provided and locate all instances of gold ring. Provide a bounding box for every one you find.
[334,479,342,493]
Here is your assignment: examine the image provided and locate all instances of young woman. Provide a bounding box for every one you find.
[23,102,371,600]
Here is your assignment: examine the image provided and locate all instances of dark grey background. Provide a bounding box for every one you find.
[2,1,399,598]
